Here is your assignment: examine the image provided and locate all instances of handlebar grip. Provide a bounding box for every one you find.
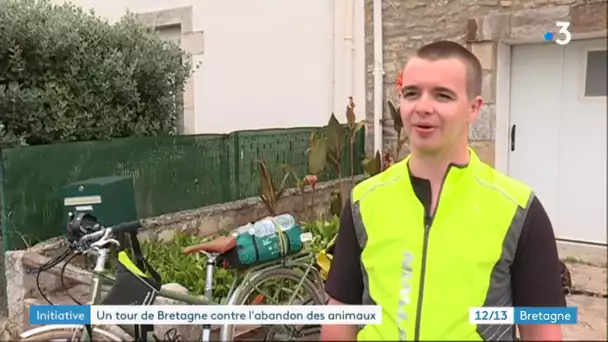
[111,219,144,235]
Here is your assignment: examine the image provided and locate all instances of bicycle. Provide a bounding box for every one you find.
[19,213,326,342]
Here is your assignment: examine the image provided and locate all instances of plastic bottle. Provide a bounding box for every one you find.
[251,218,277,237]
[236,214,296,238]
[274,214,296,231]
[232,222,253,237]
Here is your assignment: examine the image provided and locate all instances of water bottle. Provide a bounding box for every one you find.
[274,214,296,231]
[232,222,253,236]
[251,218,277,237]
[240,214,296,238]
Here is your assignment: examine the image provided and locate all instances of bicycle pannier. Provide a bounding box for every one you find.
[100,250,161,342]
[222,223,304,269]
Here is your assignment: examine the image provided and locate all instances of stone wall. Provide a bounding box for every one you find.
[363,0,607,166]
[130,177,347,243]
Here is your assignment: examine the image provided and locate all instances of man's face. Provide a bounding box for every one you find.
[399,57,482,155]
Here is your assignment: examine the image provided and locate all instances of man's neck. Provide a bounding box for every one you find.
[408,145,470,183]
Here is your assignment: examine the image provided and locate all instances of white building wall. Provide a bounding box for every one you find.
[51,0,367,134]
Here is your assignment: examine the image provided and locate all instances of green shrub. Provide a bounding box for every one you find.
[302,216,339,253]
[0,0,193,146]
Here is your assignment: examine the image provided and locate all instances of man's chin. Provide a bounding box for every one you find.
[409,141,442,154]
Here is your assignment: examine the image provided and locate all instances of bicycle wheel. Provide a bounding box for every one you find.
[20,325,123,342]
[224,267,324,341]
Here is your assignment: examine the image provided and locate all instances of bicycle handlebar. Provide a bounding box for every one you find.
[75,219,144,248]
[112,219,144,235]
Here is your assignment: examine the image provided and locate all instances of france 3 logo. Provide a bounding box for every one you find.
[544,22,572,46]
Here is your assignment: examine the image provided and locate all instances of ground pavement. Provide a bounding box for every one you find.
[561,263,607,341]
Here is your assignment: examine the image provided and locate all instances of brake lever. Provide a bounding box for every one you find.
[76,229,119,251]
[90,237,120,249]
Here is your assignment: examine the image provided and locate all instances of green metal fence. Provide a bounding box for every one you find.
[0,126,365,251]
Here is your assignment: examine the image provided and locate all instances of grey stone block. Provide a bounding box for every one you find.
[509,6,570,41]
[470,104,495,141]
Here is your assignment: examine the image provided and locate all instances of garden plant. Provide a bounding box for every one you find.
[0,0,194,147]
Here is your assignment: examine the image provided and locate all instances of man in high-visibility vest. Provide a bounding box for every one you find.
[321,40,565,341]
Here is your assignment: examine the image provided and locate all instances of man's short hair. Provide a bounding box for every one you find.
[415,41,482,100]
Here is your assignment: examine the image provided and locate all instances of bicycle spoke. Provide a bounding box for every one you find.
[241,280,312,340]
[271,278,285,303]
[247,282,281,305]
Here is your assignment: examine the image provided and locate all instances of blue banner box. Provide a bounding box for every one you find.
[30,305,91,325]
[514,307,577,325]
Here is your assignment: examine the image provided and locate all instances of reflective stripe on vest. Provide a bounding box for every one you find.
[351,149,533,341]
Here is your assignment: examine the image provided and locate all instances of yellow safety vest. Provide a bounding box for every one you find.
[351,149,532,341]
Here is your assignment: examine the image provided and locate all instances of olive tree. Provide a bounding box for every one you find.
[0,0,193,146]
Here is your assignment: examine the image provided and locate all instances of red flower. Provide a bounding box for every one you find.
[304,175,318,191]
[395,71,403,93]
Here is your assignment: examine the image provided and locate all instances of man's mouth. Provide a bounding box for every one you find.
[413,124,437,133]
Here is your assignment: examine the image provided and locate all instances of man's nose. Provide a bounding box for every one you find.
[414,93,434,115]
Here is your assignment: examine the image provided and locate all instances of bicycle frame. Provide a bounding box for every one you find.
[79,248,214,342]
[75,247,323,342]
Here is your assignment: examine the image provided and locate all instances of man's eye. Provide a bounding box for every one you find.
[402,91,417,98]
[437,93,452,100]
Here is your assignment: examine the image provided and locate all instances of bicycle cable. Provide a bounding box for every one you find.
[33,248,73,305]
[60,252,84,305]
[58,247,121,306]
[163,328,182,342]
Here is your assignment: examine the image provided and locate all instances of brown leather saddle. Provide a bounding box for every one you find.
[183,235,237,255]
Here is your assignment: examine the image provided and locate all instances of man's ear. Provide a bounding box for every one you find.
[468,96,484,123]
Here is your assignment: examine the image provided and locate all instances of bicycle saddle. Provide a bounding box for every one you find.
[183,235,237,254]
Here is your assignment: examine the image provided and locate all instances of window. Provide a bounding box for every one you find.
[155,24,182,45]
[584,50,607,97]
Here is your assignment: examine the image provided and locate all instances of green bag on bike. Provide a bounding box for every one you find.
[223,224,304,269]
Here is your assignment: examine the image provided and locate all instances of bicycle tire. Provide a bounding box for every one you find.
[223,267,325,341]
[19,326,123,342]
